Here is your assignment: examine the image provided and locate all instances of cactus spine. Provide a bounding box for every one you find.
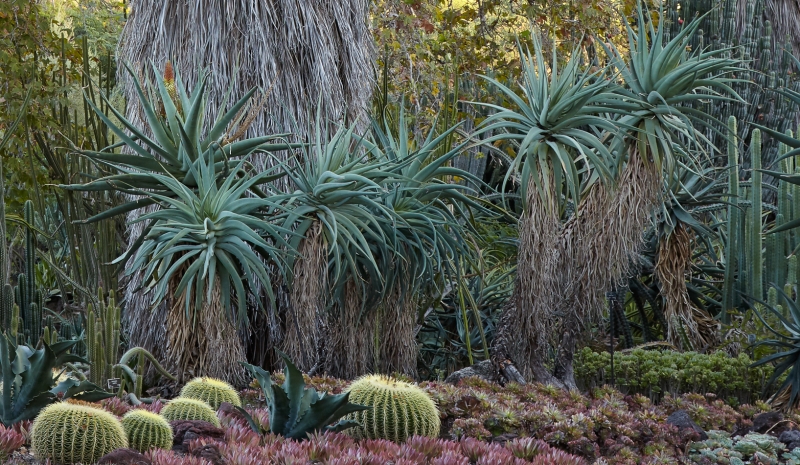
[180,377,241,409]
[122,410,173,452]
[345,375,440,443]
[160,398,220,427]
[31,402,128,464]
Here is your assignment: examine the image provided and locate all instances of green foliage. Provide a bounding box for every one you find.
[574,348,772,405]
[605,8,741,178]
[750,285,800,410]
[31,402,127,464]
[121,409,173,452]
[473,34,620,210]
[239,351,368,440]
[345,374,441,443]
[180,377,241,410]
[160,398,220,427]
[61,64,295,224]
[0,336,110,427]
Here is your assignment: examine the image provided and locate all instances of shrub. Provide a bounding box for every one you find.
[345,374,440,442]
[122,409,174,452]
[160,398,220,427]
[181,377,242,409]
[31,402,127,464]
[574,348,771,404]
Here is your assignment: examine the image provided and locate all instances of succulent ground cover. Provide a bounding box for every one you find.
[3,373,793,465]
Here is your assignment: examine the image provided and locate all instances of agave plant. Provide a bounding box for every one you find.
[361,112,486,376]
[272,108,485,378]
[239,351,368,440]
[120,152,294,384]
[749,286,800,411]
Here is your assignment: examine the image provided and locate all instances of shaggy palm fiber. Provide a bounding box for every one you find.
[655,222,718,351]
[375,279,418,377]
[493,177,562,381]
[548,151,662,387]
[118,0,375,373]
[323,279,377,379]
[166,278,248,386]
[284,222,326,372]
[560,150,662,328]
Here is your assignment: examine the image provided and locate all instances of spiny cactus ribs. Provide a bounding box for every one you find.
[31,402,128,464]
[122,409,173,452]
[180,377,241,409]
[345,374,440,442]
[160,397,221,427]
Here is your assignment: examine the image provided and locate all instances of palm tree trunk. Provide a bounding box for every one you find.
[167,276,248,386]
[284,222,326,371]
[655,222,717,351]
[376,279,418,378]
[493,177,563,384]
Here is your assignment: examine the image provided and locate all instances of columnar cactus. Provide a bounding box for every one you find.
[31,402,128,464]
[345,375,440,443]
[180,377,241,409]
[86,288,121,386]
[160,398,220,427]
[122,410,173,452]
[749,129,764,300]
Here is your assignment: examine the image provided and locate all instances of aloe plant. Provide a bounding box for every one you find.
[239,351,368,440]
[60,63,297,223]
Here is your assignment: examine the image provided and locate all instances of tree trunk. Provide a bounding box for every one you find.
[118,0,375,373]
[166,277,248,386]
[283,223,326,371]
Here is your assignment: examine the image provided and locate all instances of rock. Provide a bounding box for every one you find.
[191,443,224,465]
[780,430,800,445]
[491,433,519,444]
[170,420,225,453]
[97,448,152,465]
[752,411,784,434]
[666,410,708,441]
[219,401,248,424]
[444,360,500,385]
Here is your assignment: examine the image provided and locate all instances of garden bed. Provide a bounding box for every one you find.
[3,374,796,465]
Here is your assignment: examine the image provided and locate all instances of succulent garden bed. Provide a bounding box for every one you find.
[3,371,799,465]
